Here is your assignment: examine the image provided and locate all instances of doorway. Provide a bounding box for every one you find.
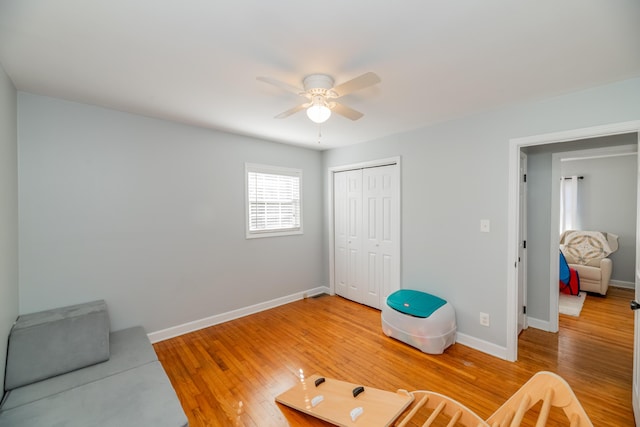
[506,120,640,422]
[507,121,640,360]
[521,138,637,332]
[552,143,638,301]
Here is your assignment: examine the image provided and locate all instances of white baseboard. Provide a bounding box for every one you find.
[526,317,552,332]
[149,288,520,363]
[455,332,508,360]
[148,286,330,343]
[610,280,635,290]
[456,319,554,360]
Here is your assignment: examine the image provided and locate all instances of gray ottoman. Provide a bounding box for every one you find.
[5,300,110,390]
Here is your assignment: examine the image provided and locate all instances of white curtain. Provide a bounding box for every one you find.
[560,176,579,234]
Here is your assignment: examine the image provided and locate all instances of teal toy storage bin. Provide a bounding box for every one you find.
[381,290,456,354]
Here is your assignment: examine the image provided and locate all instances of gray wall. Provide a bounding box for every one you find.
[525,134,637,321]
[18,93,325,333]
[323,77,640,348]
[561,150,637,283]
[13,76,640,355]
[0,63,19,395]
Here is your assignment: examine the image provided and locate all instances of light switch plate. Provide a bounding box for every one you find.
[480,219,490,233]
[480,312,490,326]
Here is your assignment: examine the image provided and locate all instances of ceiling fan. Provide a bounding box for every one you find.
[257,72,381,124]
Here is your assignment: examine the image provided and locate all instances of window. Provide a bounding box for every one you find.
[559,175,580,234]
[245,163,302,238]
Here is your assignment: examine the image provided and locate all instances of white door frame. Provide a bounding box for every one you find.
[506,120,640,362]
[328,156,402,298]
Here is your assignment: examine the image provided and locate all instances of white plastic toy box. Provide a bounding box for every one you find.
[381,289,456,354]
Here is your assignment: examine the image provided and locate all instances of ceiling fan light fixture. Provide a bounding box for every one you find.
[258,72,380,122]
[306,104,331,124]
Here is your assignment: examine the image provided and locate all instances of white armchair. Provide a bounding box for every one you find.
[559,230,619,296]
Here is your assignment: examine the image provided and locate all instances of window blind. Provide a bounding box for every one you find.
[247,168,301,235]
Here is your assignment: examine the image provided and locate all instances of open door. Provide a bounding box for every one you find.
[634,266,640,424]
[633,135,640,425]
[518,152,528,334]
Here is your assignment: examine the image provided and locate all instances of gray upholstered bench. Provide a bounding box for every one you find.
[0,300,188,427]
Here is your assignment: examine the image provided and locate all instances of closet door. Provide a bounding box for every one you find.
[345,170,364,303]
[333,169,364,303]
[333,163,399,309]
[334,171,348,297]
[362,165,400,309]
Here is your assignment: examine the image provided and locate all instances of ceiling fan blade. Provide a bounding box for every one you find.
[257,76,305,96]
[331,102,364,121]
[274,103,307,119]
[331,72,381,98]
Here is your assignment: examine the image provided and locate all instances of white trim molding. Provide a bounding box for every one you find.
[512,121,640,147]
[455,332,508,360]
[148,286,330,343]
[526,317,552,332]
[610,280,636,290]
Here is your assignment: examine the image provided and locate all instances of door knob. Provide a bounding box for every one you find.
[631,300,640,311]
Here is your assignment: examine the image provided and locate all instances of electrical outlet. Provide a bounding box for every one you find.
[480,312,490,327]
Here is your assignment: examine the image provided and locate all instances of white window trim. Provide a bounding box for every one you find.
[245,163,303,239]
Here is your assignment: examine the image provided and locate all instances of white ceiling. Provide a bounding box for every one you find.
[1,1,639,150]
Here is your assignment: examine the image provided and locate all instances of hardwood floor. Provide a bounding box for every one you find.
[153,287,636,426]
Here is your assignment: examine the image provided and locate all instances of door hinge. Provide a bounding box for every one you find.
[523,173,527,183]
[523,240,527,249]
[523,306,527,314]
